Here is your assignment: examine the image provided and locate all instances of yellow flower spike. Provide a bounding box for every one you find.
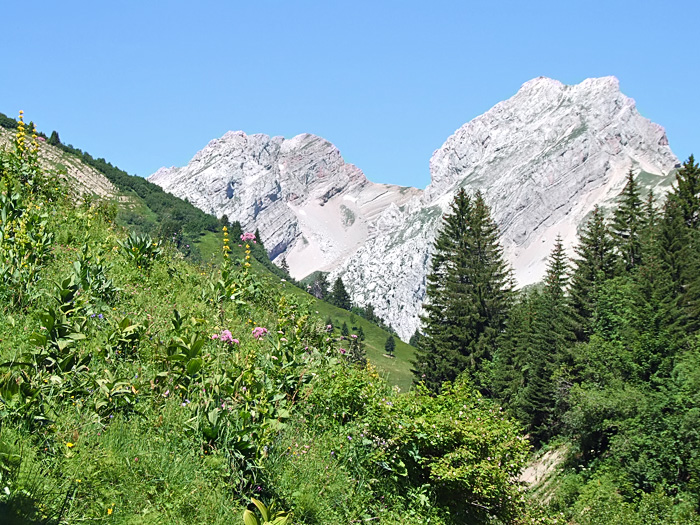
[66,442,75,448]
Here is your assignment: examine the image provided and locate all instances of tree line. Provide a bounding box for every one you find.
[413,157,700,517]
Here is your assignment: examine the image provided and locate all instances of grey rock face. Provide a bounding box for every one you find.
[335,76,677,340]
[148,131,419,276]
[149,77,678,341]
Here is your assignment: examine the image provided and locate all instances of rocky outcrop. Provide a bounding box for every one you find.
[0,127,117,197]
[335,76,677,339]
[149,131,419,277]
[149,77,678,340]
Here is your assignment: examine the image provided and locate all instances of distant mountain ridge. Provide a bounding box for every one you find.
[149,131,421,273]
[148,76,679,339]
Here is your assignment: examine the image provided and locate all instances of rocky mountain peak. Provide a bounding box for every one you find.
[149,77,678,340]
[335,76,677,339]
[148,130,417,271]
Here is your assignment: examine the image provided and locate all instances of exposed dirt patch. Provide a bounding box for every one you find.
[519,444,568,503]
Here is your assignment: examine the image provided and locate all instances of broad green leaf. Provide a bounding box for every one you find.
[251,498,271,523]
[243,510,260,525]
[186,358,203,376]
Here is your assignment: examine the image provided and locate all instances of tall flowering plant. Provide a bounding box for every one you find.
[210,229,265,321]
[0,112,56,306]
[240,231,255,272]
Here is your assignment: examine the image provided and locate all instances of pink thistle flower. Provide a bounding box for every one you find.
[252,327,269,340]
[220,329,234,344]
[240,232,256,242]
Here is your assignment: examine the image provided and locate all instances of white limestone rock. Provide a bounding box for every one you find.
[148,131,419,275]
[149,76,678,341]
[334,76,678,340]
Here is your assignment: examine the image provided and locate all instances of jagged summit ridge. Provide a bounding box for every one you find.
[149,76,678,340]
[148,131,419,273]
[333,76,677,339]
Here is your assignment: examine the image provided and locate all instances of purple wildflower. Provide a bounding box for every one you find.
[220,329,234,344]
[240,232,256,242]
[252,327,268,340]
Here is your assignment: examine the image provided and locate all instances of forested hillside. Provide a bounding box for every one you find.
[414,161,700,524]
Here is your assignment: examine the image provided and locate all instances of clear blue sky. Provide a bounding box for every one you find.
[1,1,697,187]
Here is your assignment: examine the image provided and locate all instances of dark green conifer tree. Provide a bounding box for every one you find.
[230,220,243,239]
[490,290,537,405]
[310,273,329,299]
[385,335,396,356]
[639,190,661,263]
[569,206,616,341]
[48,130,60,145]
[329,277,352,310]
[654,197,699,336]
[413,189,513,391]
[279,257,290,275]
[364,303,376,323]
[341,322,349,337]
[408,329,422,347]
[611,170,644,271]
[671,155,700,229]
[658,155,700,332]
[517,236,574,442]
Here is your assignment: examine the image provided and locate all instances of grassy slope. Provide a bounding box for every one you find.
[280,283,416,391]
[0,191,534,523]
[207,240,416,390]
[0,112,418,389]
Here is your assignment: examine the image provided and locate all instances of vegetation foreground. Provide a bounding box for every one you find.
[2,113,700,524]
[0,116,549,523]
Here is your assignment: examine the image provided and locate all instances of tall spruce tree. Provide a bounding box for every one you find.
[671,155,700,229]
[654,197,699,337]
[329,277,352,310]
[279,257,290,275]
[490,290,537,406]
[639,190,660,262]
[310,272,329,299]
[611,169,644,271]
[518,236,574,442]
[384,335,396,356]
[659,156,700,333]
[48,130,60,145]
[413,189,513,391]
[569,206,616,341]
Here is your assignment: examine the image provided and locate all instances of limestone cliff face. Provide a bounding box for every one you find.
[334,76,677,339]
[149,77,678,340]
[149,131,419,275]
